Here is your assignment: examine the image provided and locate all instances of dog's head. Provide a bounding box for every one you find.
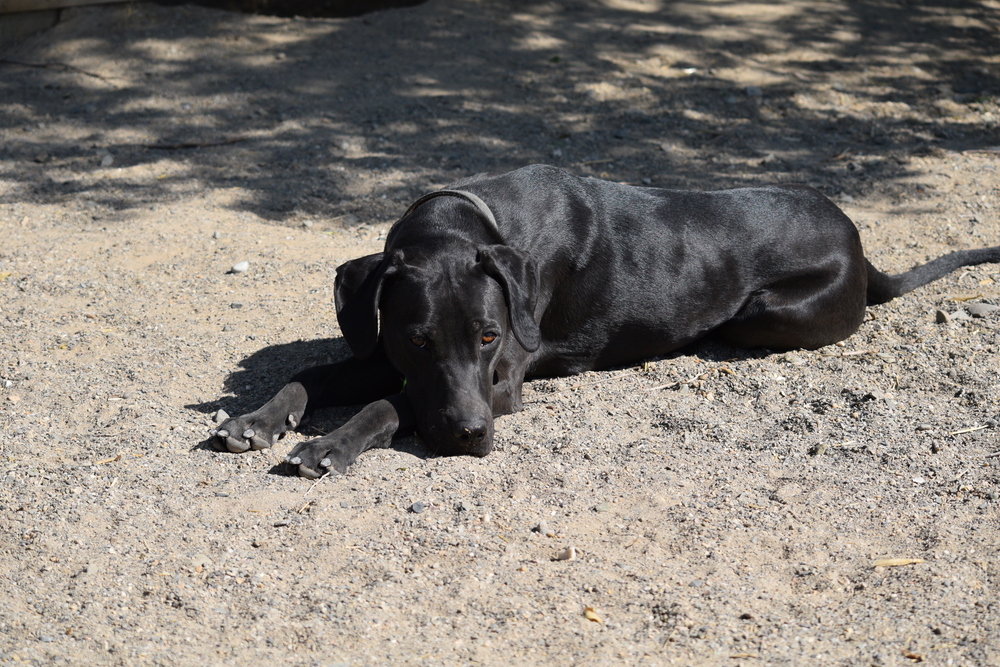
[334,245,540,456]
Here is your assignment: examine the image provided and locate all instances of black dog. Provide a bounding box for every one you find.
[212,165,1000,477]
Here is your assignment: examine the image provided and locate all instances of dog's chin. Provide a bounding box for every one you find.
[419,429,494,458]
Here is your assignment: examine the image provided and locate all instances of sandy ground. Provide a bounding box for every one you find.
[1,1,999,665]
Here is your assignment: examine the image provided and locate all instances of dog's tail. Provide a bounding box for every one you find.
[866,246,1000,305]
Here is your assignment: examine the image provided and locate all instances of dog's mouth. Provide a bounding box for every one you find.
[421,411,495,458]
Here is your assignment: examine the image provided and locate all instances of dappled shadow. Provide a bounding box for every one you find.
[186,335,350,417]
[1,0,997,226]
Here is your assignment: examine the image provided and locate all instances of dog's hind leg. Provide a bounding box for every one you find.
[713,263,868,351]
[211,353,403,453]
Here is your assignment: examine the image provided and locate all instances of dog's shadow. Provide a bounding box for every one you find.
[186,336,430,468]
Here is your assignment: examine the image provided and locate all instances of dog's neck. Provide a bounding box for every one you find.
[397,190,502,243]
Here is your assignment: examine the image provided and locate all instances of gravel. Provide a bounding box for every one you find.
[1,1,999,666]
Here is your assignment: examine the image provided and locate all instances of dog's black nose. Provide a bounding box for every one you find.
[453,420,487,445]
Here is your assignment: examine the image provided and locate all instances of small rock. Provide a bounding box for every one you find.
[410,502,425,514]
[457,500,473,512]
[100,154,114,168]
[966,302,999,318]
[935,309,951,324]
[301,219,314,229]
[916,424,932,431]
[534,521,555,537]
[951,309,970,321]
[213,409,230,424]
[230,261,250,273]
[6,394,20,404]
[212,230,221,239]
[554,546,577,561]
[230,302,244,309]
[744,85,763,98]
[808,442,829,456]
[190,554,212,569]
[594,502,612,513]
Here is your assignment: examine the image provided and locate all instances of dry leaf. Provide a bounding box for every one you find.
[583,606,602,623]
[873,558,924,567]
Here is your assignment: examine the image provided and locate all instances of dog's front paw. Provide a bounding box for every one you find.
[284,435,354,479]
[211,408,301,453]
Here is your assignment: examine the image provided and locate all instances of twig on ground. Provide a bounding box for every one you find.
[143,136,248,150]
[949,425,988,436]
[303,471,330,497]
[0,58,120,84]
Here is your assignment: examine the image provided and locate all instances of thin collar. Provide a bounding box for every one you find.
[396,189,501,243]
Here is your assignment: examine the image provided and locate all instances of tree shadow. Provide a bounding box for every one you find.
[1,0,997,228]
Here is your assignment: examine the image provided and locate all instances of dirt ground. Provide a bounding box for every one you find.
[1,1,999,665]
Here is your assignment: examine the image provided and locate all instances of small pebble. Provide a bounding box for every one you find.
[554,546,577,561]
[212,230,221,239]
[966,302,999,318]
[744,85,763,97]
[534,521,556,537]
[191,554,212,569]
[410,502,425,514]
[594,502,611,513]
[213,409,230,424]
[935,309,950,324]
[230,302,244,309]
[273,520,289,527]
[100,154,114,168]
[230,260,250,273]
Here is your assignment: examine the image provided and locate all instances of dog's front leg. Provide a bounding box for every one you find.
[211,355,402,453]
[284,394,414,478]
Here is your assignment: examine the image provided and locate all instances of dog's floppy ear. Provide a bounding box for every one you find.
[478,245,541,353]
[335,251,402,359]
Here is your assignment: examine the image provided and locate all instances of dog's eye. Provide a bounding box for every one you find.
[481,332,497,345]
[410,335,427,348]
